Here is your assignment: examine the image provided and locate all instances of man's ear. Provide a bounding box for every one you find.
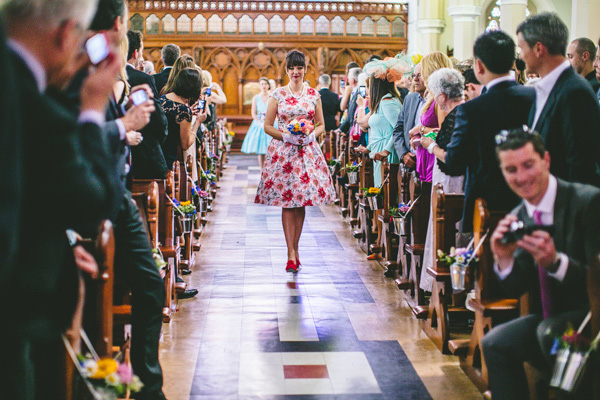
[474,58,485,75]
[582,51,591,63]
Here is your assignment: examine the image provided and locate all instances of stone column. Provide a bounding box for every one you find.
[448,4,482,60]
[415,0,445,54]
[571,0,600,44]
[500,0,527,40]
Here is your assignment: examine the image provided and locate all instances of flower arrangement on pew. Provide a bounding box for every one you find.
[201,169,217,185]
[389,202,413,236]
[327,158,341,176]
[152,248,167,272]
[437,246,479,291]
[361,186,382,210]
[191,185,209,213]
[173,200,197,233]
[341,161,361,184]
[549,312,600,393]
[79,355,143,398]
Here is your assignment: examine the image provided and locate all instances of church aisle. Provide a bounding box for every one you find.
[159,155,482,400]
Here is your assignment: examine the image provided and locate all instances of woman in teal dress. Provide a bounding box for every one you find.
[362,63,403,187]
[242,77,273,168]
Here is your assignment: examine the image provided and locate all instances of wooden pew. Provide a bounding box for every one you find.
[354,155,376,254]
[337,134,350,217]
[455,198,519,392]
[393,164,412,281]
[377,159,400,276]
[398,171,431,318]
[422,183,471,354]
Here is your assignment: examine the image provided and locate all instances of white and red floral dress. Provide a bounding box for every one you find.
[255,86,336,208]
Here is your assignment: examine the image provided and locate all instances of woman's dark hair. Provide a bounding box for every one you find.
[90,0,125,31]
[285,50,306,70]
[259,77,269,85]
[170,68,202,105]
[369,76,400,114]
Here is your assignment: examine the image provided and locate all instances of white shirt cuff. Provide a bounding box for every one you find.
[115,119,127,140]
[78,110,105,126]
[494,260,514,280]
[426,142,438,154]
[548,252,569,282]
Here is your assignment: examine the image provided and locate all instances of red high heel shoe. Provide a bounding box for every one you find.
[286,260,298,273]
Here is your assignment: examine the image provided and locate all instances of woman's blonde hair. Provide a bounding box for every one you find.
[118,35,130,97]
[420,52,454,115]
[161,54,195,95]
[201,70,213,87]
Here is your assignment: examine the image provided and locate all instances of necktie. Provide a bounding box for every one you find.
[533,210,553,318]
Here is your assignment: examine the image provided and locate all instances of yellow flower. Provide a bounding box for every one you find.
[411,54,423,65]
[91,358,118,379]
[180,201,191,206]
[228,131,235,136]
[368,187,380,194]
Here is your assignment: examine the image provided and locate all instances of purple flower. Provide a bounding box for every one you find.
[117,363,133,385]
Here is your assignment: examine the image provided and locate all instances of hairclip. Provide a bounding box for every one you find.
[495,125,537,145]
[363,52,413,82]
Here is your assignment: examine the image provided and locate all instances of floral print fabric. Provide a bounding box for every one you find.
[255,87,336,208]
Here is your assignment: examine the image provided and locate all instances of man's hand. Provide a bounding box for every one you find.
[126,84,154,110]
[126,131,143,146]
[373,150,390,161]
[80,53,123,113]
[517,231,558,272]
[402,152,416,169]
[409,125,422,139]
[490,214,520,271]
[73,245,99,279]
[355,145,369,154]
[120,101,155,132]
[420,136,434,149]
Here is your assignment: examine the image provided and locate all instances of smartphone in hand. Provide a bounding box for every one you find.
[358,86,366,98]
[85,33,110,65]
[197,99,206,111]
[131,90,149,106]
[205,86,212,96]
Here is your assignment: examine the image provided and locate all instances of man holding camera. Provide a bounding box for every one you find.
[482,127,600,400]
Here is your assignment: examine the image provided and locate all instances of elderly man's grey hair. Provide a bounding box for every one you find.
[427,68,465,101]
[348,67,362,83]
[318,74,331,87]
[2,0,99,29]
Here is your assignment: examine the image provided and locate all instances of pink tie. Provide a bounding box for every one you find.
[533,210,553,318]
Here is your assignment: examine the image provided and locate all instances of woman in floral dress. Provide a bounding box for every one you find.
[255,50,336,273]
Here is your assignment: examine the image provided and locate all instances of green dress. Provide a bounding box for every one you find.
[367,94,401,187]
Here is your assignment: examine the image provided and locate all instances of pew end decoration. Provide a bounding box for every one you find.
[170,198,197,234]
[342,161,361,184]
[550,311,600,393]
[327,158,341,176]
[389,202,413,236]
[152,248,167,272]
[77,355,143,399]
[437,247,477,292]
[362,187,382,210]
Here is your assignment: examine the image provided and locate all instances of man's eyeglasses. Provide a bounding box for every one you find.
[495,125,537,145]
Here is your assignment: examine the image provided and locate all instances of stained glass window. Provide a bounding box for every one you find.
[224,14,237,34]
[177,14,191,34]
[208,15,222,34]
[162,14,175,34]
[376,17,389,37]
[346,16,358,36]
[300,16,314,35]
[239,15,252,34]
[193,15,206,33]
[331,16,344,36]
[146,14,160,34]
[130,14,144,32]
[268,15,282,34]
[316,16,329,36]
[391,17,404,38]
[361,17,374,36]
[285,16,299,35]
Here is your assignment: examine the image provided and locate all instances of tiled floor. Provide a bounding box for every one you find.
[160,154,483,400]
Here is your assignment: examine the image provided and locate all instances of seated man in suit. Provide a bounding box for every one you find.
[155,43,180,95]
[318,73,341,132]
[444,30,534,232]
[567,37,600,92]
[374,62,426,168]
[517,12,600,187]
[483,127,600,400]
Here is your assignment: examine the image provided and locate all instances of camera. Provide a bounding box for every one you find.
[205,86,212,96]
[85,33,110,65]
[358,86,366,98]
[130,90,149,106]
[197,99,206,111]
[499,220,554,245]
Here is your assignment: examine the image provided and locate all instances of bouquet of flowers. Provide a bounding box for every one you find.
[284,118,315,147]
[362,187,381,197]
[177,200,196,216]
[437,247,476,266]
[362,187,382,210]
[258,112,266,123]
[201,169,217,183]
[342,161,360,173]
[390,203,411,218]
[78,355,143,398]
[152,248,167,271]
[550,313,600,392]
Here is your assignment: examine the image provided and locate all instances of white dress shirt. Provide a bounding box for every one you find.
[495,174,569,281]
[485,74,515,91]
[531,60,571,129]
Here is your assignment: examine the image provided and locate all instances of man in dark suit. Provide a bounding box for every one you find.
[444,30,535,232]
[1,0,121,398]
[318,73,340,131]
[517,12,600,187]
[374,62,426,168]
[594,41,600,101]
[126,30,169,180]
[154,43,180,95]
[567,37,600,92]
[483,128,599,400]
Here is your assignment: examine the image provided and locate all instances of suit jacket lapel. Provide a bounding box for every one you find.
[533,69,570,133]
